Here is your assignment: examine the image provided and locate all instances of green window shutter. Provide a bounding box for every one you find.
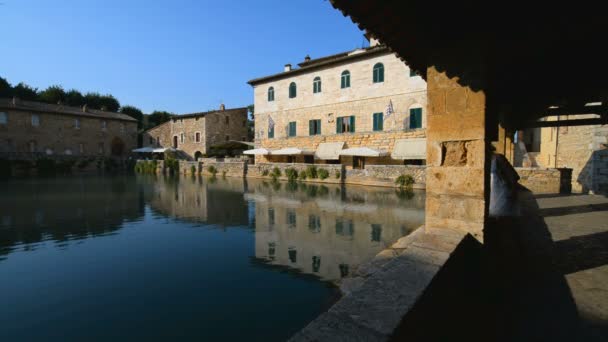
[337,117,343,133]
[317,120,321,135]
[373,112,383,131]
[410,108,422,129]
[379,68,384,82]
[289,122,296,136]
[309,120,313,136]
[372,113,378,131]
[269,127,274,138]
[350,116,355,132]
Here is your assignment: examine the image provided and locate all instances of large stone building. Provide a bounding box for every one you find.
[247,37,427,167]
[142,104,248,160]
[0,98,137,157]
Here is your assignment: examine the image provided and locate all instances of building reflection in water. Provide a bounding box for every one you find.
[247,180,425,283]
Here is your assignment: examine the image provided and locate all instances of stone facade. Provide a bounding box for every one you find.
[142,105,249,160]
[248,42,427,166]
[0,98,137,157]
[515,167,572,194]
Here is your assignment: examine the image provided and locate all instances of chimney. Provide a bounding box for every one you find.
[369,37,381,47]
[82,104,88,112]
[284,64,292,72]
[219,103,225,111]
[304,55,311,62]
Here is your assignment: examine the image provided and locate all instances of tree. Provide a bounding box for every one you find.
[147,110,173,129]
[0,77,12,98]
[120,105,144,128]
[98,94,120,112]
[84,92,102,109]
[38,85,66,104]
[65,89,85,107]
[247,104,255,120]
[12,82,38,101]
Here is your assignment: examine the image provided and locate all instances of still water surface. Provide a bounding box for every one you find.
[0,175,424,341]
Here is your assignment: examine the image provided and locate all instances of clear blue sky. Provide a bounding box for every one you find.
[0,0,365,114]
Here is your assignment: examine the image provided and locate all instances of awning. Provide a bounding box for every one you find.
[315,142,344,160]
[243,148,270,155]
[339,147,388,157]
[271,147,314,155]
[391,138,426,160]
[132,147,155,153]
[152,147,176,153]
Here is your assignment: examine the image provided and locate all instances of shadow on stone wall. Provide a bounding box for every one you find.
[577,149,608,195]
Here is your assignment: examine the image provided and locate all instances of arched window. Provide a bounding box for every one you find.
[268,87,274,102]
[313,77,322,93]
[341,70,351,89]
[289,82,297,98]
[373,63,384,83]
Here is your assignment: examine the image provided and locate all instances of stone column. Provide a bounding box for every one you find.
[425,66,490,241]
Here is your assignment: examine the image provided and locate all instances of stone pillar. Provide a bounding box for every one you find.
[493,123,507,155]
[425,66,490,241]
[504,129,515,164]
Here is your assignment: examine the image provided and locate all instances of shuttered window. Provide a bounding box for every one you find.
[313,77,322,93]
[336,115,355,133]
[409,108,422,129]
[288,121,296,137]
[340,70,350,89]
[289,82,297,98]
[309,119,321,136]
[268,126,274,138]
[373,63,384,83]
[268,87,274,101]
[372,112,383,131]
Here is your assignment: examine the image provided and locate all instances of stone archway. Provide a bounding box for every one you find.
[111,137,125,156]
[194,151,203,161]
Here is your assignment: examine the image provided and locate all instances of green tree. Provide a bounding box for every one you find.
[65,89,85,107]
[38,85,66,104]
[120,105,144,128]
[247,104,255,120]
[98,94,120,112]
[84,92,102,109]
[0,77,12,98]
[12,82,39,101]
[147,110,173,129]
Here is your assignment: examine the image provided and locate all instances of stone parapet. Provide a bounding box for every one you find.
[515,167,572,194]
[248,162,343,184]
[200,160,247,178]
[345,165,425,188]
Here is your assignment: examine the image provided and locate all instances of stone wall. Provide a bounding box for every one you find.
[345,165,425,188]
[200,160,247,178]
[515,167,572,194]
[248,162,344,184]
[0,107,137,157]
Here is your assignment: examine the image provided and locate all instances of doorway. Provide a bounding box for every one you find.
[173,136,178,148]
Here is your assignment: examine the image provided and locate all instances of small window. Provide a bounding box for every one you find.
[268,87,275,102]
[308,215,321,233]
[313,77,322,93]
[31,114,40,127]
[287,210,297,228]
[180,133,185,143]
[409,108,423,129]
[288,247,297,263]
[268,208,275,226]
[149,137,154,145]
[101,120,107,130]
[373,112,384,131]
[195,132,201,143]
[312,256,321,273]
[268,125,274,139]
[289,82,297,98]
[309,119,321,136]
[336,115,355,133]
[0,112,7,125]
[156,137,160,146]
[74,118,80,129]
[225,116,229,125]
[410,68,417,77]
[371,224,382,242]
[341,70,351,89]
[373,63,384,83]
[225,135,230,141]
[288,122,296,137]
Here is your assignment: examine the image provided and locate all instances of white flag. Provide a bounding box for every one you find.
[385,100,394,118]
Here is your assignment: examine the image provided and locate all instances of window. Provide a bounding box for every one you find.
[0,112,7,125]
[373,112,384,131]
[74,118,80,129]
[101,120,107,130]
[180,133,185,143]
[268,208,275,226]
[336,115,355,133]
[120,123,125,133]
[31,114,40,127]
[371,224,382,242]
[268,125,274,138]
[308,215,321,233]
[373,63,384,83]
[156,137,160,146]
[225,135,230,141]
[288,247,297,263]
[409,108,423,129]
[336,219,354,236]
[289,82,297,98]
[288,122,296,137]
[313,77,322,93]
[79,143,84,154]
[410,68,418,77]
[339,264,350,278]
[268,242,276,258]
[98,142,105,154]
[341,70,351,88]
[312,256,321,273]
[195,132,201,143]
[225,116,229,125]
[268,87,275,102]
[309,119,321,136]
[149,137,154,145]
[287,210,297,228]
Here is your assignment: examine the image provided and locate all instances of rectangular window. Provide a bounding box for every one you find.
[268,126,274,139]
[309,119,321,136]
[268,208,275,226]
[31,114,40,127]
[180,133,185,143]
[410,69,417,77]
[371,224,382,242]
[74,118,80,129]
[0,112,8,125]
[288,122,296,137]
[195,132,201,143]
[101,120,107,130]
[409,108,422,129]
[308,215,321,233]
[336,115,355,133]
[373,112,383,131]
[287,210,297,228]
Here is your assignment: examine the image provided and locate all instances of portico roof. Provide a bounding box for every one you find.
[339,147,388,157]
[243,148,270,155]
[271,148,315,156]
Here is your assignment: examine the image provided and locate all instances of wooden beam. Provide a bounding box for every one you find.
[520,118,608,128]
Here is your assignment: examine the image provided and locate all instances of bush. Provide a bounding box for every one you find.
[271,167,281,178]
[335,170,341,179]
[285,168,298,181]
[305,165,317,179]
[207,165,218,176]
[165,158,179,174]
[395,174,415,189]
[318,168,329,180]
[190,165,196,174]
[262,169,269,176]
[299,170,307,180]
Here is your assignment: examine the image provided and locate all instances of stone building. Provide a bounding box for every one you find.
[0,97,137,157]
[142,104,248,160]
[247,37,427,167]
